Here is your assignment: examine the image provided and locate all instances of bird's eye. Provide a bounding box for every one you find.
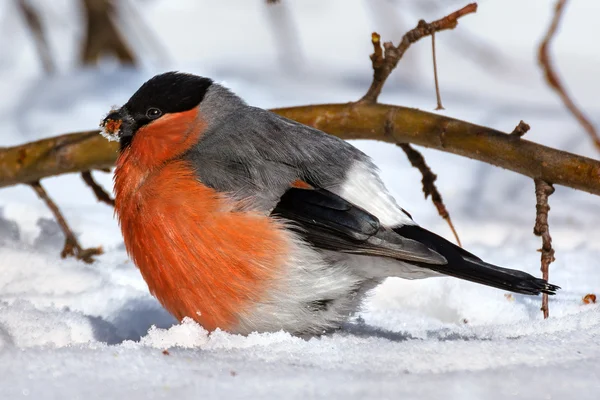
[146,107,162,119]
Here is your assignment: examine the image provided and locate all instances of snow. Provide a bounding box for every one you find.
[0,0,599,398]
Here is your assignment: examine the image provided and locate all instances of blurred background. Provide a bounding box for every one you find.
[0,0,599,253]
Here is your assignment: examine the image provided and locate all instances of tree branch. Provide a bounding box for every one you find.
[81,170,114,206]
[274,104,600,195]
[360,3,477,103]
[29,181,103,263]
[0,130,117,189]
[533,179,555,319]
[538,0,600,152]
[398,142,461,246]
[2,104,600,196]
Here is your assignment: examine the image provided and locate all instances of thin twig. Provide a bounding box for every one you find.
[29,180,103,263]
[511,120,531,138]
[16,0,55,74]
[81,170,115,206]
[533,178,555,319]
[397,141,462,246]
[383,114,459,244]
[81,0,136,65]
[360,3,477,103]
[370,32,384,70]
[432,32,445,110]
[538,0,600,152]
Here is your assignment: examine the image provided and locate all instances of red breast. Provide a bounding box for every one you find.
[114,107,288,331]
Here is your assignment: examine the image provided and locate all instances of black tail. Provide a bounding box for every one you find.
[427,255,560,295]
[394,225,560,296]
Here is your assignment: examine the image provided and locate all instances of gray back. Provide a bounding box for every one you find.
[183,84,367,211]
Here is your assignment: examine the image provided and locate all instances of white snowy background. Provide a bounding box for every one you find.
[0,0,599,398]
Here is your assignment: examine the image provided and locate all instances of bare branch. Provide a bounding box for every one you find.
[81,170,115,206]
[398,142,461,246]
[29,181,103,263]
[431,32,444,110]
[2,105,600,197]
[0,130,116,189]
[538,0,600,152]
[275,104,600,196]
[360,3,477,103]
[533,178,555,319]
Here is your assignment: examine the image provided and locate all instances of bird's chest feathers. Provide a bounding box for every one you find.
[115,161,220,235]
[113,158,287,331]
[115,160,222,294]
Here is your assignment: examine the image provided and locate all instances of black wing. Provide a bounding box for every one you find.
[271,187,446,265]
[272,187,560,296]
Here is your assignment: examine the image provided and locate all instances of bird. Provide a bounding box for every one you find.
[100,71,560,336]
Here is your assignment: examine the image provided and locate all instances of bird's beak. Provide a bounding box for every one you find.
[100,108,135,143]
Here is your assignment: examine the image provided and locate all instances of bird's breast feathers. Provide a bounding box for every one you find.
[114,159,290,332]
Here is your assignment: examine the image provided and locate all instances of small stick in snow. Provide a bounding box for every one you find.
[533,178,556,319]
[538,0,600,152]
[29,180,103,263]
[359,3,477,103]
[431,32,445,110]
[81,170,115,206]
[397,140,462,247]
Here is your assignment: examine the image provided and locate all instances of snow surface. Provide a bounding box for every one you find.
[0,0,599,398]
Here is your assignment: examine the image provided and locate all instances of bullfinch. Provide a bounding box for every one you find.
[100,72,559,336]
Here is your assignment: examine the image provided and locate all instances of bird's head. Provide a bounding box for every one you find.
[100,72,214,166]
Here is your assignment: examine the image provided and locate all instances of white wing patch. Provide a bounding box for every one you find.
[333,161,415,227]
